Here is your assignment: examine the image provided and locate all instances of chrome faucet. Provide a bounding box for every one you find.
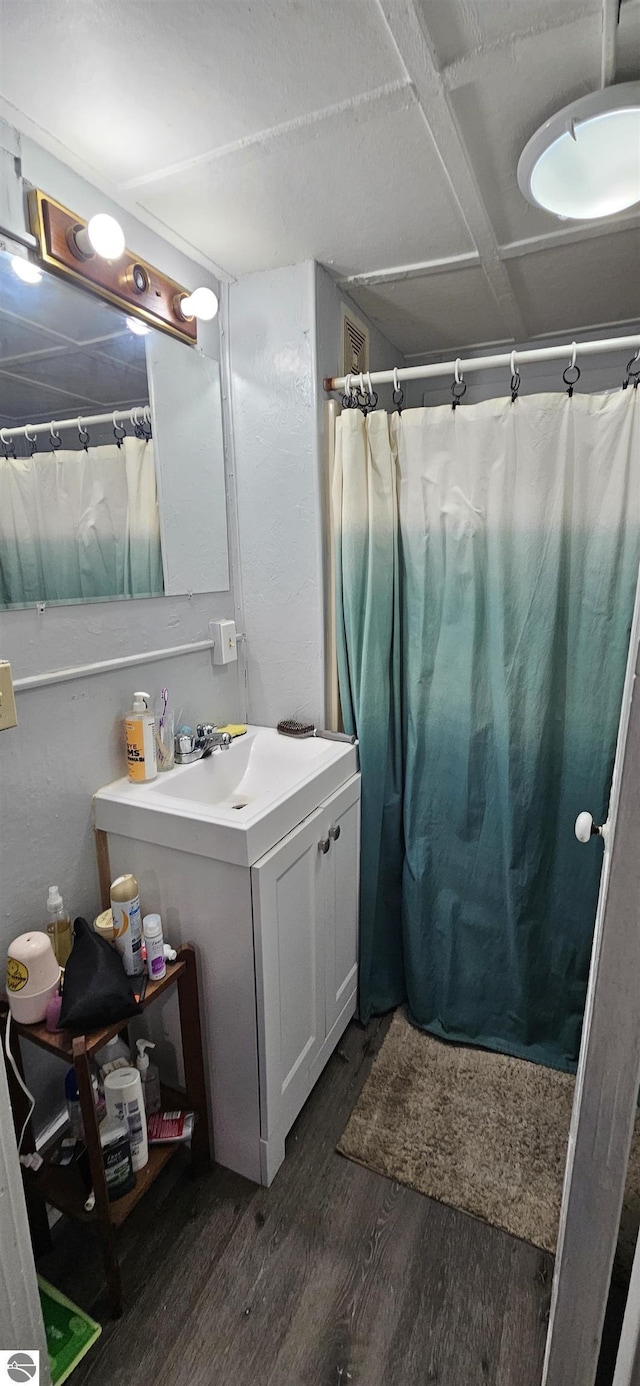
[174,723,232,765]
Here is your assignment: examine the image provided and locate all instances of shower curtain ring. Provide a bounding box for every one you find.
[364,371,377,413]
[622,346,640,390]
[451,359,466,409]
[392,366,404,414]
[509,350,521,403]
[113,411,127,447]
[342,373,352,409]
[24,424,38,454]
[357,372,368,414]
[1,428,16,459]
[77,416,90,450]
[49,422,62,450]
[562,343,580,398]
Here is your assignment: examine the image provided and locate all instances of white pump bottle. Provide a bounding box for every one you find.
[136,1039,161,1114]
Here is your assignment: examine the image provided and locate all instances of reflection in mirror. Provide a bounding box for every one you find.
[0,249,163,609]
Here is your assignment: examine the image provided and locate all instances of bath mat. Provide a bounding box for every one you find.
[38,1276,101,1386]
[338,1010,640,1265]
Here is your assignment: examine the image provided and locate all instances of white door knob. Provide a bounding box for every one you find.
[575,811,602,843]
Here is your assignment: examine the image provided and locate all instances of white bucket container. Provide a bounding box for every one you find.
[6,932,61,1024]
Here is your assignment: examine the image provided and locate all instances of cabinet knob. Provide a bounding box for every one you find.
[319,837,331,854]
[329,824,341,841]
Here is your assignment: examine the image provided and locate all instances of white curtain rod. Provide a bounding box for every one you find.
[1,406,151,443]
[325,333,640,393]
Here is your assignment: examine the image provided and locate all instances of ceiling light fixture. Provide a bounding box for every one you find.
[11,256,43,285]
[175,286,219,322]
[71,213,126,261]
[126,316,150,336]
[517,81,640,220]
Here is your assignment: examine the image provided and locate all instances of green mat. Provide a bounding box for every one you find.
[38,1277,101,1386]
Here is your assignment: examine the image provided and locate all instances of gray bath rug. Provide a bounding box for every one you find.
[339,1009,640,1266]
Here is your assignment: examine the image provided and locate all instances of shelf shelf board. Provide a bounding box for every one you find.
[26,1141,184,1229]
[29,1085,193,1230]
[6,958,186,1062]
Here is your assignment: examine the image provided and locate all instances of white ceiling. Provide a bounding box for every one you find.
[0,0,638,357]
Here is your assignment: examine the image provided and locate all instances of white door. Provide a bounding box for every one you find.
[323,777,360,1033]
[543,572,640,1386]
[251,804,326,1141]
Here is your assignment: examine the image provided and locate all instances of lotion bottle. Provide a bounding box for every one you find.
[136,1039,161,1115]
[125,691,157,783]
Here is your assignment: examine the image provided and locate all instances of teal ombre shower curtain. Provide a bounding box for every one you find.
[334,389,640,1070]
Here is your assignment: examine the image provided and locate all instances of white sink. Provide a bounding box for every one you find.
[93,725,359,866]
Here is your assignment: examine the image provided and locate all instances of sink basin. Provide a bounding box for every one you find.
[94,725,359,866]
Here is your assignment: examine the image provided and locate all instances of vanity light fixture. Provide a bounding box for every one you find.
[29,191,199,345]
[11,255,42,285]
[174,286,219,322]
[126,316,150,336]
[517,81,640,219]
[71,212,126,262]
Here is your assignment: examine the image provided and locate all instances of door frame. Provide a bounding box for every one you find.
[543,566,640,1386]
[0,1050,50,1379]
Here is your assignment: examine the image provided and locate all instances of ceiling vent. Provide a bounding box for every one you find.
[340,305,369,379]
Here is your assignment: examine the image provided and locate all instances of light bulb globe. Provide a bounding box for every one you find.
[11,256,42,285]
[87,213,125,260]
[181,286,219,321]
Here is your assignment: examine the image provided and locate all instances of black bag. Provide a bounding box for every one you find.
[59,917,142,1031]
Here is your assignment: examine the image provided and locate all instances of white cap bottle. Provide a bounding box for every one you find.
[125,690,157,783]
[143,913,166,981]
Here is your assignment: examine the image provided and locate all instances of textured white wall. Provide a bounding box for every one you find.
[229,261,405,730]
[229,261,325,728]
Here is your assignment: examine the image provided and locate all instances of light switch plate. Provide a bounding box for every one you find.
[209,619,237,665]
[0,661,18,730]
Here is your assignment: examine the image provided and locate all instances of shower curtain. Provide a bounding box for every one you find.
[333,389,640,1071]
[0,436,163,607]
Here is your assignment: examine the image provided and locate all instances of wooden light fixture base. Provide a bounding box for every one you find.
[28,189,198,345]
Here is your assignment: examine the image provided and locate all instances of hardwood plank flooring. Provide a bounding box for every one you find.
[37,1018,568,1385]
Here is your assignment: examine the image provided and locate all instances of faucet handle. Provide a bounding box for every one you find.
[175,731,195,755]
[196,723,215,739]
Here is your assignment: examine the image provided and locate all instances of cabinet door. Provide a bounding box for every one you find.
[323,777,360,1033]
[251,805,325,1140]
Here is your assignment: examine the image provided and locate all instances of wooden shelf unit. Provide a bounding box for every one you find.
[1,944,210,1317]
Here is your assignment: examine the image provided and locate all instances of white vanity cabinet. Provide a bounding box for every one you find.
[252,776,360,1180]
[96,757,360,1187]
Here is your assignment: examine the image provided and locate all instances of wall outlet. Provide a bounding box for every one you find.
[210,619,238,665]
[0,661,18,730]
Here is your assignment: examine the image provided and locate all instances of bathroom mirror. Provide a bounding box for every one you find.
[0,249,229,608]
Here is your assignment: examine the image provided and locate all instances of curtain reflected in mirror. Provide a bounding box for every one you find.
[0,436,163,608]
[0,248,164,608]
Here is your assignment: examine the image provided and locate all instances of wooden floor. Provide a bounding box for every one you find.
[37,1017,617,1386]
